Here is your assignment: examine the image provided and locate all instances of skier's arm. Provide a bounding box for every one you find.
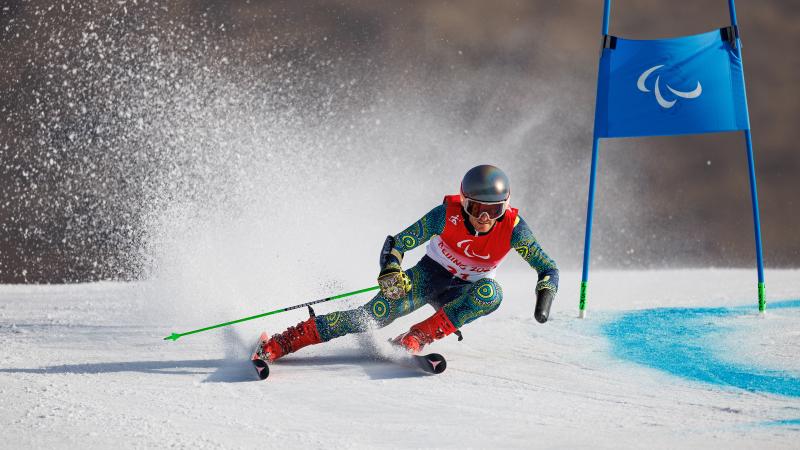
[377,204,446,300]
[510,216,559,323]
[379,203,447,269]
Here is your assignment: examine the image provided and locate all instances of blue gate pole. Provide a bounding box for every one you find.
[579,0,612,318]
[579,137,601,319]
[744,130,767,313]
[726,0,739,25]
[728,0,766,312]
[601,0,612,34]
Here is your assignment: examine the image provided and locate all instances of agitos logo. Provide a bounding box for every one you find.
[637,64,702,109]
[456,239,490,260]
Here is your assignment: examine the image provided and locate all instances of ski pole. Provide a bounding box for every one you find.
[163,285,380,341]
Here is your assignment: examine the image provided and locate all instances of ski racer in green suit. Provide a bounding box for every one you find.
[255,165,559,361]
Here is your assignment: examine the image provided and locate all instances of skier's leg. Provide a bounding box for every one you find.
[442,278,503,328]
[393,278,502,353]
[315,263,435,342]
[261,262,438,361]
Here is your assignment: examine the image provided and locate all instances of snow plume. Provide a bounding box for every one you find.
[4,2,392,324]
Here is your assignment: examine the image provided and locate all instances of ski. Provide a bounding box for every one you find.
[250,331,271,380]
[386,337,447,374]
[249,330,447,379]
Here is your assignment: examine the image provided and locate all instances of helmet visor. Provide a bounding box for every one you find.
[462,198,508,220]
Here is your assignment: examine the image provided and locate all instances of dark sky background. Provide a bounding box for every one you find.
[1,0,798,283]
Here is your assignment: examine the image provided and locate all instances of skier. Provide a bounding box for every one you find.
[255,164,559,362]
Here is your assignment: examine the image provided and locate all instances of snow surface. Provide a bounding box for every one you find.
[1,269,799,449]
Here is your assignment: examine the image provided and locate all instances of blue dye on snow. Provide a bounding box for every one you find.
[602,299,800,397]
[763,418,800,428]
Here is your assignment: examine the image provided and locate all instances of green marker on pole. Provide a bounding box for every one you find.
[163,285,380,341]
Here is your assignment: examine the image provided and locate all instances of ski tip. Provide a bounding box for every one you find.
[251,331,271,380]
[252,358,270,380]
[420,353,447,374]
[423,353,447,374]
[163,333,181,341]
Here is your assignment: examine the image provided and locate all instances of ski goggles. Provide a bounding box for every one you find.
[462,197,508,220]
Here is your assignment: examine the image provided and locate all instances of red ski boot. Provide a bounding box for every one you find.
[260,316,321,362]
[393,309,457,354]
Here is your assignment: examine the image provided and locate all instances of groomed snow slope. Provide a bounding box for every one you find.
[1,269,799,449]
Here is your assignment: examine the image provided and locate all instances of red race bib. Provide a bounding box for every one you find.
[425,195,518,282]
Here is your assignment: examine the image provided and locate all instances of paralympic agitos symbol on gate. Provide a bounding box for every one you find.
[637,65,702,109]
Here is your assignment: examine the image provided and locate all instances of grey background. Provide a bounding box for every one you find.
[1,1,798,282]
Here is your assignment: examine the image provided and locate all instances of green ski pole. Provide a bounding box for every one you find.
[163,285,379,341]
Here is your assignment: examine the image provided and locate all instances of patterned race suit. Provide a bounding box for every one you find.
[315,195,559,342]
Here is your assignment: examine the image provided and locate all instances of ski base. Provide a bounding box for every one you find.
[250,331,270,381]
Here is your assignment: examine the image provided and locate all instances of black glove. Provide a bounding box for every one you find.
[534,288,555,323]
[379,235,403,268]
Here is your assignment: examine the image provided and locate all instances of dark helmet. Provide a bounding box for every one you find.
[460,165,511,203]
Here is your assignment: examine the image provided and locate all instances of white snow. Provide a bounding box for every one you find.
[1,269,799,449]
